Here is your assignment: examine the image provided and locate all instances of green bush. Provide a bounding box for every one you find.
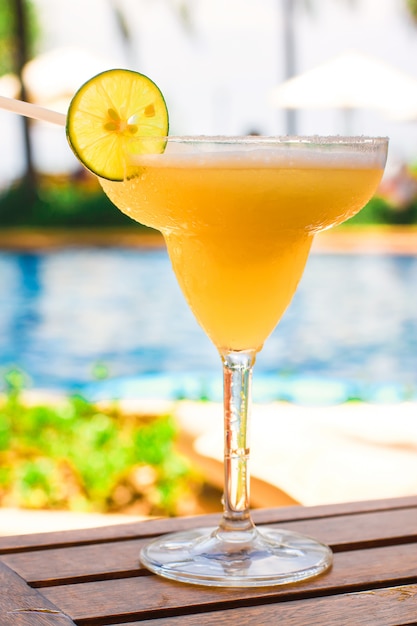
[0,177,150,229]
[345,195,417,226]
[0,369,201,517]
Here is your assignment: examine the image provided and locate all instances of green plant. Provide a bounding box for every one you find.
[0,369,202,516]
[0,177,140,228]
[342,195,417,226]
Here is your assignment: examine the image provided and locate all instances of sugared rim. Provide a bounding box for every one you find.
[126,134,389,170]
[133,135,389,144]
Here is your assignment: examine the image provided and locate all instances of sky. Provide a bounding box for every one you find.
[1,0,417,184]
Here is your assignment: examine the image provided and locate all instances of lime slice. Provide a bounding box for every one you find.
[66,69,169,181]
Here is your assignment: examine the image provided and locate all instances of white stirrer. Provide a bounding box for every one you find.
[0,94,66,126]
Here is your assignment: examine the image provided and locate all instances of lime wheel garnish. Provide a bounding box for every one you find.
[66,69,169,181]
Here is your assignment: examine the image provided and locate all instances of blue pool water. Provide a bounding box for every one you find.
[0,247,416,404]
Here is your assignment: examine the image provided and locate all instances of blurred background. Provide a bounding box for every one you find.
[0,0,416,519]
[0,0,416,404]
[1,0,417,181]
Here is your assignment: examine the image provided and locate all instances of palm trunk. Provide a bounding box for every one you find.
[14,0,37,194]
[282,0,297,135]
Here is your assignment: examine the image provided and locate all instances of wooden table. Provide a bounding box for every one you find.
[1,495,416,625]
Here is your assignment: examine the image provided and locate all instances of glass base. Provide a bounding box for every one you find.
[140,525,332,587]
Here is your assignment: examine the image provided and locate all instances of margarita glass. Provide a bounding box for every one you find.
[0,85,388,587]
[100,135,388,587]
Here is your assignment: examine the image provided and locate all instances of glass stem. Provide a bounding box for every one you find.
[220,349,256,533]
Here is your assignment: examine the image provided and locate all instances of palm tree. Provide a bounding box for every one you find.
[0,0,38,193]
[108,0,193,64]
[13,0,36,192]
[281,0,297,134]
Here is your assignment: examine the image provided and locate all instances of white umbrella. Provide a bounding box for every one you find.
[0,73,20,99]
[270,50,417,122]
[22,46,115,111]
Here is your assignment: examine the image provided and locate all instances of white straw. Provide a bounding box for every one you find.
[0,94,66,126]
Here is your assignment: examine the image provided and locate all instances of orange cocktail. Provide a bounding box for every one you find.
[101,139,384,352]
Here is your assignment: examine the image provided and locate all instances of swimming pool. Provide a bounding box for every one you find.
[0,247,416,404]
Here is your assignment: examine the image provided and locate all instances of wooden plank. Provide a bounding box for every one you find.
[1,498,416,625]
[1,495,416,554]
[0,561,76,625]
[38,543,417,623]
[3,507,416,586]
[2,538,146,586]
[111,584,417,626]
